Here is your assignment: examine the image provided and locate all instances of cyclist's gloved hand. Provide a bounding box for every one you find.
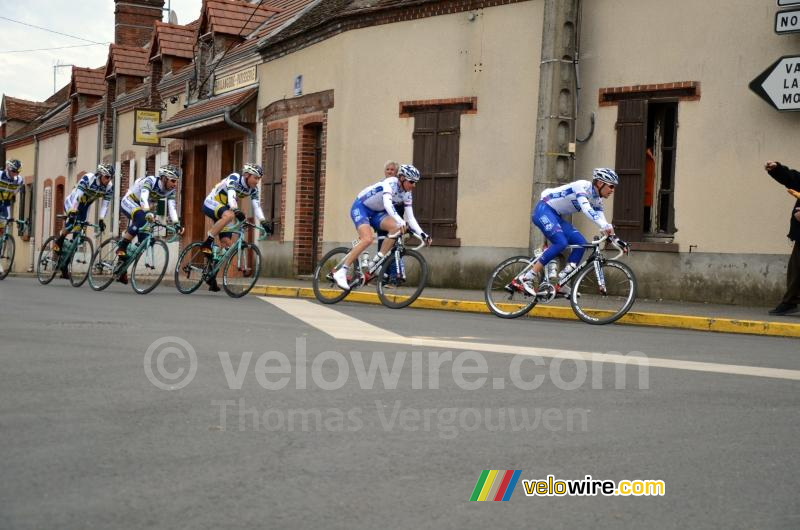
[261,220,273,236]
[145,211,155,223]
[174,222,185,235]
[601,224,614,236]
[419,231,432,246]
[233,209,246,222]
[98,219,106,232]
[66,210,78,223]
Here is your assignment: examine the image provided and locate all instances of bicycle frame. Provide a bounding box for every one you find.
[204,221,269,277]
[349,232,425,287]
[117,221,177,273]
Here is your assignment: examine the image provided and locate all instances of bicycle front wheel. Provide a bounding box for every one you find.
[0,235,15,280]
[222,242,261,298]
[312,247,353,304]
[36,236,58,285]
[376,249,428,309]
[174,242,210,294]
[68,236,94,287]
[484,256,538,319]
[131,239,169,294]
[570,260,637,325]
[88,237,121,291]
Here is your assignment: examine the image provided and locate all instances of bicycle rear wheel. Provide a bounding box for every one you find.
[312,247,354,304]
[570,259,637,325]
[131,239,169,294]
[68,236,94,287]
[0,235,15,280]
[376,249,428,309]
[36,236,58,285]
[174,242,210,294]
[222,242,261,298]
[484,256,538,319]
[88,237,121,291]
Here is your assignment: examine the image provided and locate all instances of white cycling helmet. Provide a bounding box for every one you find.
[159,164,181,180]
[592,167,619,186]
[242,163,264,178]
[96,163,114,178]
[398,164,421,182]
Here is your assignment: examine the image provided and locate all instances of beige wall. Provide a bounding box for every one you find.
[258,1,543,246]
[5,142,36,272]
[76,122,100,175]
[576,0,800,254]
[36,132,69,242]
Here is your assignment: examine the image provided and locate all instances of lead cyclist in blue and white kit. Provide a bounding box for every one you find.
[515,167,619,295]
[333,163,432,291]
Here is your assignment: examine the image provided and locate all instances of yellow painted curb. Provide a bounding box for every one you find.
[251,284,800,339]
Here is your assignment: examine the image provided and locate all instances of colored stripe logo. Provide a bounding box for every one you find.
[470,470,521,501]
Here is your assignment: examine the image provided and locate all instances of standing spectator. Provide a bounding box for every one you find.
[765,160,800,315]
[376,160,404,252]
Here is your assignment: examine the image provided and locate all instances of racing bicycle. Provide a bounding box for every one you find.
[0,218,27,280]
[36,216,100,287]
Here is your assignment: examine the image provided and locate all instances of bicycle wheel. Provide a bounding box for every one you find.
[88,237,121,291]
[174,242,211,294]
[312,247,353,304]
[222,242,261,298]
[376,249,428,309]
[36,236,58,285]
[570,259,637,325]
[0,235,15,280]
[484,256,538,319]
[68,236,94,288]
[131,239,169,294]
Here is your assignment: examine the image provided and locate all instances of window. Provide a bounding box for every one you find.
[263,128,284,237]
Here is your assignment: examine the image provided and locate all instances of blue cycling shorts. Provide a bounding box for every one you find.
[350,199,386,231]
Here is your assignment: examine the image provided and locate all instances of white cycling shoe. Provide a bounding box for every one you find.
[333,267,351,290]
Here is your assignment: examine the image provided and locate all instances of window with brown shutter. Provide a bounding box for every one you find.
[263,128,284,239]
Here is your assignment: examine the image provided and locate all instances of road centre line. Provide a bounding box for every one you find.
[259,297,800,382]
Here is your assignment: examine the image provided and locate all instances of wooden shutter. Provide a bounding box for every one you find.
[263,128,284,235]
[413,107,463,244]
[612,99,647,242]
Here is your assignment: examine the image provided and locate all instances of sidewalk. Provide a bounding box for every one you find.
[250,277,800,339]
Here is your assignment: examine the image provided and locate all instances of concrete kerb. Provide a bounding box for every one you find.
[249,285,800,339]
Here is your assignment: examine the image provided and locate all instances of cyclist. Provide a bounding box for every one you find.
[116,164,184,281]
[332,163,432,291]
[53,164,114,269]
[0,160,24,236]
[515,167,618,295]
[200,163,273,291]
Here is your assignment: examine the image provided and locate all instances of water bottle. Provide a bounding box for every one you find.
[558,263,576,281]
[546,260,559,282]
[360,252,370,270]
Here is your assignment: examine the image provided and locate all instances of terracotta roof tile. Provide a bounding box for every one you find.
[107,44,150,78]
[151,21,196,60]
[1,96,56,122]
[159,88,256,128]
[46,83,71,105]
[33,105,70,134]
[71,66,106,97]
[204,0,282,37]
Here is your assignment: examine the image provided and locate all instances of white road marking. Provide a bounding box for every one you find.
[259,297,800,381]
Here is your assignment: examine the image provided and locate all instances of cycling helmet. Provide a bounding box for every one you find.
[242,163,263,178]
[158,164,181,180]
[96,163,115,178]
[5,159,21,173]
[397,164,421,182]
[592,167,619,186]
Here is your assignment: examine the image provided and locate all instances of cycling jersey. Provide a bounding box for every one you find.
[540,179,611,230]
[203,173,265,222]
[121,175,178,223]
[0,170,23,204]
[354,177,423,235]
[64,172,113,218]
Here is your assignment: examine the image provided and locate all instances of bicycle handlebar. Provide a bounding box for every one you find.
[592,234,629,260]
[385,230,427,251]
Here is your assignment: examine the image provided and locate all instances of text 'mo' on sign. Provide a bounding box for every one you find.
[749,55,800,111]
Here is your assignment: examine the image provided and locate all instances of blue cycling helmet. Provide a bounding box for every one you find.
[592,167,619,186]
[398,164,421,182]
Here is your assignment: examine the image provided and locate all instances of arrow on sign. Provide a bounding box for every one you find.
[749,55,800,111]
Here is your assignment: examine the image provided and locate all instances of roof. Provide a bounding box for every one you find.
[71,66,106,97]
[32,105,70,135]
[106,44,150,78]
[46,83,71,105]
[1,96,55,122]
[150,21,195,60]
[202,0,282,37]
[158,87,256,135]
[259,0,351,49]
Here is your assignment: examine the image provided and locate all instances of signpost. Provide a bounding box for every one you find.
[749,55,800,111]
[775,8,800,33]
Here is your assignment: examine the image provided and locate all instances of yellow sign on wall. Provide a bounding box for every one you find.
[134,109,161,146]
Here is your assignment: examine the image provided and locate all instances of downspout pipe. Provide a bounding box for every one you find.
[111,108,119,235]
[224,110,255,162]
[29,134,40,272]
[95,110,104,241]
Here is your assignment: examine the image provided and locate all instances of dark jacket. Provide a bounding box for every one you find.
[767,163,800,242]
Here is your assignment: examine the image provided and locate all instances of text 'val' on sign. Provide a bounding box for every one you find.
[749,55,800,111]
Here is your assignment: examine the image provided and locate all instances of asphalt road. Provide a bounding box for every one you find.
[1,276,798,529]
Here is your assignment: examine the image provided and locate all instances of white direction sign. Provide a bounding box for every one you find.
[749,55,800,111]
[778,0,800,7]
[776,8,800,33]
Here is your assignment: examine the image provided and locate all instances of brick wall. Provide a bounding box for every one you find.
[292,113,327,275]
[114,0,164,48]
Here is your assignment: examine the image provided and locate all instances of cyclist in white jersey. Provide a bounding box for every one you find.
[0,160,24,235]
[54,164,114,255]
[332,163,431,290]
[514,167,618,295]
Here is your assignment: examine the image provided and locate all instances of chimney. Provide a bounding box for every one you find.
[115,0,165,47]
